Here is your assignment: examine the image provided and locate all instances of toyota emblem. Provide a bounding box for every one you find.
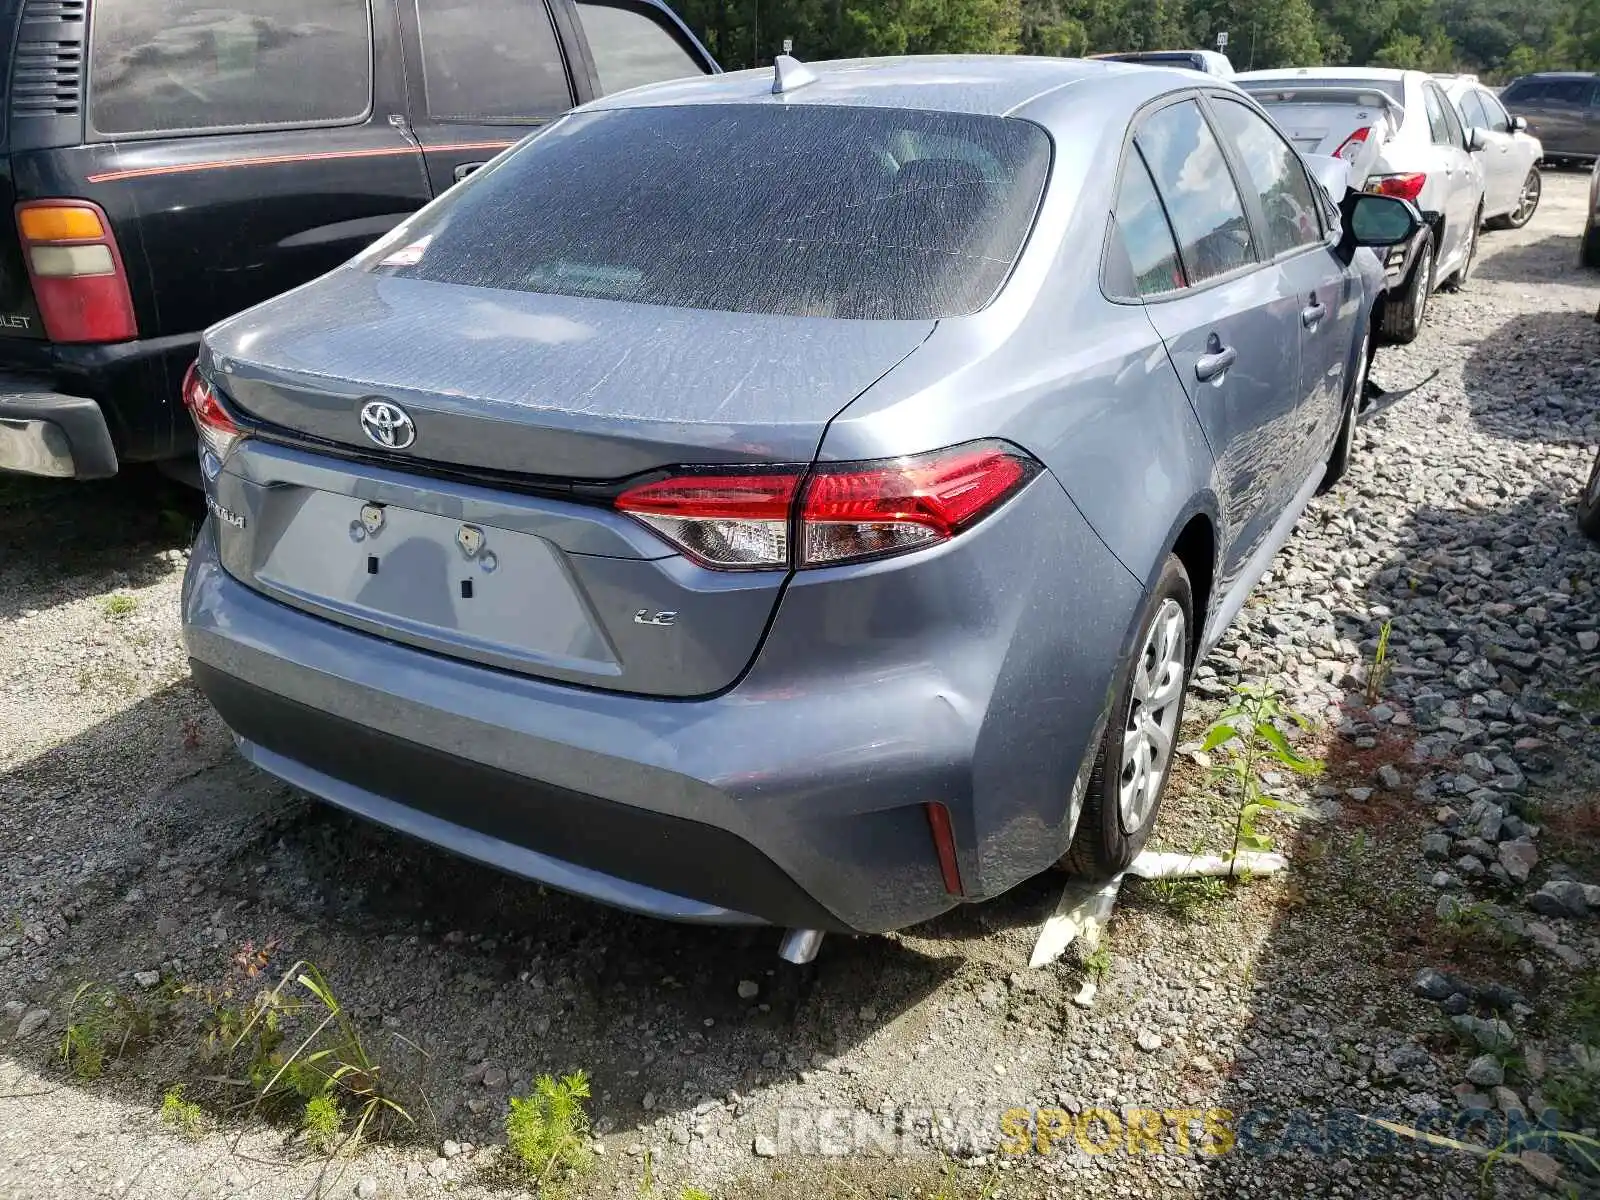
[359,400,416,450]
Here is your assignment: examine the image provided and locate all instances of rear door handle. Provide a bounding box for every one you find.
[1301,299,1327,329]
[1195,344,1237,382]
[452,161,487,183]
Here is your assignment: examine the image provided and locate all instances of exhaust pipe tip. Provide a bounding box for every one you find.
[778,928,824,965]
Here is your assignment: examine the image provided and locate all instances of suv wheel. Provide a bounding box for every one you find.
[1378,233,1434,344]
[1061,556,1193,878]
[1578,448,1600,541]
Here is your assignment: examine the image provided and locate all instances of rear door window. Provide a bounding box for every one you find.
[575,1,708,95]
[1423,84,1453,145]
[415,0,572,120]
[1134,99,1258,285]
[89,0,372,136]
[1108,148,1185,298]
[1478,92,1511,133]
[1456,90,1488,130]
[372,104,1051,320]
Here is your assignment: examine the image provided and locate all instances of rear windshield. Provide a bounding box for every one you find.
[372,104,1052,320]
[1102,52,1205,71]
[1238,80,1404,107]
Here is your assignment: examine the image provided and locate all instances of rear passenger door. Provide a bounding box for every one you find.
[1421,81,1476,263]
[1205,94,1356,474]
[1127,97,1306,585]
[397,0,582,194]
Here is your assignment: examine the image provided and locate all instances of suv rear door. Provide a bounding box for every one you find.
[1506,77,1598,158]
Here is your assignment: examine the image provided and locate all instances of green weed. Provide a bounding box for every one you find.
[506,1071,594,1191]
[1201,682,1320,863]
[159,1085,206,1139]
[101,593,138,618]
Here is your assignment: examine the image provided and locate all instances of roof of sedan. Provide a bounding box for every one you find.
[589,54,1157,118]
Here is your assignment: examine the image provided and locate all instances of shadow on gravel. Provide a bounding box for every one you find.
[0,468,203,622]
[0,676,966,1148]
[1463,310,1600,444]
[1194,485,1600,1197]
[1473,232,1583,285]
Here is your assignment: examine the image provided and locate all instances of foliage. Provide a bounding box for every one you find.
[672,0,1595,79]
[1366,619,1393,707]
[60,982,171,1080]
[1201,682,1320,865]
[506,1071,594,1190]
[100,593,138,618]
[301,1093,344,1153]
[159,1085,207,1139]
[1147,873,1229,917]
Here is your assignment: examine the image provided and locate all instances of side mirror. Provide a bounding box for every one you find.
[1348,192,1424,247]
[1467,126,1489,152]
[1511,115,1528,133]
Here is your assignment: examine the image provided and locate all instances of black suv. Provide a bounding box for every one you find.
[1501,72,1599,167]
[0,0,715,481]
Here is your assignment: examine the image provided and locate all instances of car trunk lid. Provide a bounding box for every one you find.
[203,269,935,697]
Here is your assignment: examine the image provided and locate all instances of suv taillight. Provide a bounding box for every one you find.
[614,441,1040,571]
[181,360,242,468]
[15,200,138,343]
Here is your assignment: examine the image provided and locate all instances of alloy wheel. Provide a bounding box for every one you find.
[1119,599,1186,835]
[1512,171,1542,226]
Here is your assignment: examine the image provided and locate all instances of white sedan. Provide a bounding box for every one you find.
[1438,74,1543,230]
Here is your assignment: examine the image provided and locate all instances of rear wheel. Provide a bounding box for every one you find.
[1578,448,1600,542]
[1488,168,1542,230]
[1441,209,1480,291]
[1319,330,1371,494]
[1378,233,1434,345]
[1061,556,1193,878]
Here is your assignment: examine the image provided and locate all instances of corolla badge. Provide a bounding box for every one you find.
[359,400,416,450]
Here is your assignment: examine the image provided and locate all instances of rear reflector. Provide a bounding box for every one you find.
[14,200,137,343]
[1368,172,1426,202]
[181,360,243,468]
[614,440,1039,571]
[1333,125,1370,162]
[924,802,965,896]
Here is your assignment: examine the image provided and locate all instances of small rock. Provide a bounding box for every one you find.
[355,1178,379,1200]
[1518,1150,1561,1187]
[753,1134,778,1158]
[133,970,160,990]
[481,1067,507,1090]
[1464,1055,1504,1087]
[14,1008,50,1040]
[1345,787,1373,803]
[643,1091,656,1111]
[1452,1014,1514,1051]
[225,1173,245,1190]
[442,1140,462,1159]
[737,980,760,1001]
[1422,833,1452,861]
[1527,880,1589,920]
[1414,968,1461,1001]
[426,1159,448,1179]
[1376,764,1404,790]
[1456,854,1486,879]
[1578,631,1599,653]
[1497,839,1538,885]
[1136,1030,1164,1053]
[1493,1085,1523,1114]
[858,1005,878,1022]
[1072,980,1097,1009]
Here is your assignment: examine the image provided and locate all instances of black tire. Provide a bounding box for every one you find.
[1579,448,1600,542]
[1583,219,1600,270]
[1487,168,1541,231]
[1061,555,1194,879]
[1441,209,1480,292]
[1319,329,1371,494]
[1378,233,1434,344]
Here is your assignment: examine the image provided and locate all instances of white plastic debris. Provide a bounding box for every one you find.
[1028,849,1287,969]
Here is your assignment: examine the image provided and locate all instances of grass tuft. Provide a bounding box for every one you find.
[506,1070,594,1191]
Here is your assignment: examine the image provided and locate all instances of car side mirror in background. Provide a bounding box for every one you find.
[1511,115,1528,133]
[1349,193,1424,246]
[1467,126,1489,152]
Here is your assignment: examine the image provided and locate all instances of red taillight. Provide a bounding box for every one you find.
[1369,172,1426,202]
[181,360,242,466]
[14,200,137,343]
[801,444,1032,566]
[1333,126,1370,162]
[613,441,1038,571]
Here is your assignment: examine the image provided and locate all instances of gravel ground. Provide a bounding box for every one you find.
[2,172,1599,1200]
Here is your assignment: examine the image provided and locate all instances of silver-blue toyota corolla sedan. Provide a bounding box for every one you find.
[180,55,1417,958]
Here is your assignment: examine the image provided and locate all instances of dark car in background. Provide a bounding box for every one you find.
[0,0,715,483]
[1500,72,1599,167]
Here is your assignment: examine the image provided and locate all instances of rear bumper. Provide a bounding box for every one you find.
[0,374,118,478]
[0,332,200,472]
[181,470,1143,933]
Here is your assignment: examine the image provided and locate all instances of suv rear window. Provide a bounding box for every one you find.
[575,1,708,94]
[373,104,1052,321]
[89,0,373,136]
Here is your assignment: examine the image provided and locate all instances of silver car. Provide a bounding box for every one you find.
[180,56,1417,957]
